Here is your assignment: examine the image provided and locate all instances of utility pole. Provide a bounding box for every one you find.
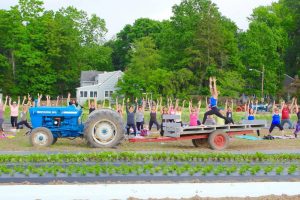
[261,65,264,103]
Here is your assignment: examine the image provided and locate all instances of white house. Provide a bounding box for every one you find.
[76,70,124,104]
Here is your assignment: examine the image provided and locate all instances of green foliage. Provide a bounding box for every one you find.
[0,0,112,97]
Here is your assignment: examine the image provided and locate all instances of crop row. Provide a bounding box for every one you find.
[1,152,300,163]
[0,164,298,176]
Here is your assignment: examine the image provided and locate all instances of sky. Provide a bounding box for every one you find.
[1,0,278,39]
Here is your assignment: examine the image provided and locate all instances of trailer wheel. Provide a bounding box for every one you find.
[29,127,54,147]
[208,132,229,150]
[84,109,125,148]
[192,139,208,147]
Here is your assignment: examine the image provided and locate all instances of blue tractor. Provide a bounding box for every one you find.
[29,106,125,147]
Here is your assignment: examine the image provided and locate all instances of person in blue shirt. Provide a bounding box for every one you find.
[269,101,284,136]
[202,77,228,125]
[245,100,258,120]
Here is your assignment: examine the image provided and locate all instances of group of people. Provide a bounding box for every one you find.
[0,95,33,134]
[1,76,300,139]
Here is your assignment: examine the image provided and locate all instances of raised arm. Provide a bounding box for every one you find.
[272,100,276,114]
[280,100,284,113]
[17,96,21,107]
[290,97,295,114]
[213,77,218,98]
[9,97,12,107]
[56,96,59,106]
[3,96,8,111]
[134,98,138,113]
[46,95,51,106]
[22,96,26,106]
[88,98,91,109]
[67,93,71,106]
[225,99,228,113]
[126,98,129,113]
[254,100,258,115]
[175,99,179,110]
[205,96,209,111]
[182,100,186,110]
[37,94,42,107]
[209,77,213,95]
[295,98,298,113]
[94,97,97,109]
[189,100,192,114]
[231,99,234,111]
[198,99,201,112]
[102,99,105,108]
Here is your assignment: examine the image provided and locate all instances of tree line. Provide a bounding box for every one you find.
[0,0,299,99]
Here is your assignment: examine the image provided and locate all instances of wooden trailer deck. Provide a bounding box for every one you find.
[129,115,267,150]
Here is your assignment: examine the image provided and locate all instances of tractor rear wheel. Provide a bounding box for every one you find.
[29,127,54,147]
[84,109,125,148]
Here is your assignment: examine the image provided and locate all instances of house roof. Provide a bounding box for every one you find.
[77,70,123,89]
[80,70,103,82]
[283,74,295,87]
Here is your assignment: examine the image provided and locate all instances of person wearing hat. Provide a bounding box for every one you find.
[9,96,20,129]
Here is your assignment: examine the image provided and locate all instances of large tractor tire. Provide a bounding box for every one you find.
[84,109,125,148]
[29,127,54,147]
[208,131,229,150]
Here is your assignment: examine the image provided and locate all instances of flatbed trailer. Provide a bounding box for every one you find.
[129,115,266,150]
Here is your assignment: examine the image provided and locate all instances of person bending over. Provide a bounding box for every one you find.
[202,77,228,125]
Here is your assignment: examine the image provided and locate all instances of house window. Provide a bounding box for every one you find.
[84,91,87,97]
[90,91,94,98]
[94,91,97,97]
[80,91,83,97]
[105,91,113,98]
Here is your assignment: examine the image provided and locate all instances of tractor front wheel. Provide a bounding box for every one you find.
[29,127,54,147]
[84,109,125,148]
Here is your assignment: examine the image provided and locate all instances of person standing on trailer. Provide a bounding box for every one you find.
[189,99,201,126]
[280,99,294,129]
[202,77,228,125]
[225,99,234,124]
[204,96,216,125]
[293,98,300,138]
[126,98,138,136]
[268,101,284,136]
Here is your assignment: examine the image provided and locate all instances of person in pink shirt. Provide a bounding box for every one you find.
[280,100,294,129]
[9,96,20,128]
[189,100,201,126]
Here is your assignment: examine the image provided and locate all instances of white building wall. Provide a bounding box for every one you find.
[76,71,123,105]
